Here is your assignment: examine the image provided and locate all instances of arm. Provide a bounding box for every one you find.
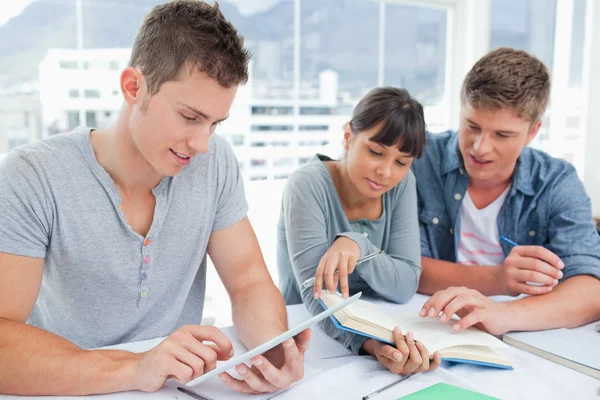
[0,252,139,395]
[281,173,368,354]
[338,171,422,303]
[208,217,288,353]
[418,257,501,296]
[421,275,600,335]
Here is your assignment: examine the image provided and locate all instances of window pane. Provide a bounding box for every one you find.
[384,4,447,108]
[490,0,556,71]
[569,0,586,88]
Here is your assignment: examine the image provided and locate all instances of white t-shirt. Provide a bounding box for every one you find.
[457,186,511,266]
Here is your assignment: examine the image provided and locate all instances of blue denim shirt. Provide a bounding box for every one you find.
[411,131,600,281]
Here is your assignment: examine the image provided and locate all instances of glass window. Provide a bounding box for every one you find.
[490,0,556,71]
[384,3,447,107]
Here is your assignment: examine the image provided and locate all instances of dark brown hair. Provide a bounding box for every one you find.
[461,47,550,123]
[350,87,426,158]
[129,0,251,95]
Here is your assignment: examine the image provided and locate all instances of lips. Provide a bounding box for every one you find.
[469,154,493,167]
[170,149,191,166]
[367,178,385,190]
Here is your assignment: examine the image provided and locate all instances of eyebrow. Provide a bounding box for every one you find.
[178,103,229,123]
[465,118,518,135]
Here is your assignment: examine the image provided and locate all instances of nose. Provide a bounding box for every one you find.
[376,160,392,179]
[187,127,212,154]
[473,132,492,155]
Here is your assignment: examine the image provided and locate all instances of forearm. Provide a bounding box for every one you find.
[231,281,288,350]
[503,275,600,332]
[418,257,501,296]
[358,259,420,304]
[0,319,139,395]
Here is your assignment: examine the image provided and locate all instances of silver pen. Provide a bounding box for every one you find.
[362,373,414,400]
[301,249,384,292]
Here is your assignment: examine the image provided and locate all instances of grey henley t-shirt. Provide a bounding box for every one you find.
[0,127,248,349]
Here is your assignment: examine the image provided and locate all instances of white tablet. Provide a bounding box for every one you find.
[185,291,362,387]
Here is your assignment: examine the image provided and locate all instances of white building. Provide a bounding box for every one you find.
[38,49,348,181]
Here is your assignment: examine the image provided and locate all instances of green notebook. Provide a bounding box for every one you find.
[398,383,499,399]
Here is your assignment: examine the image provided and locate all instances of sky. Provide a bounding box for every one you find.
[0,0,36,27]
[0,0,286,27]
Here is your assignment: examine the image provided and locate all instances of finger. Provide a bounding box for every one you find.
[219,372,261,395]
[236,363,278,393]
[182,326,234,360]
[414,341,430,373]
[394,327,410,362]
[403,332,422,373]
[511,282,554,296]
[514,268,559,287]
[347,252,358,274]
[453,309,484,331]
[180,341,219,373]
[339,252,350,298]
[205,343,233,361]
[430,352,442,371]
[250,356,289,390]
[166,361,194,385]
[421,287,463,318]
[281,338,304,382]
[294,328,312,354]
[314,256,327,299]
[514,246,564,270]
[439,295,478,323]
[324,254,339,293]
[378,345,406,374]
[170,346,206,379]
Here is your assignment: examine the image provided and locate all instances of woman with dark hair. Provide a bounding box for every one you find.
[277,87,440,375]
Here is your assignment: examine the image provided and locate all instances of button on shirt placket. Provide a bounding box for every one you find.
[140,238,151,304]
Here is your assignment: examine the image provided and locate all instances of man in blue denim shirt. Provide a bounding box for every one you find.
[412,48,600,335]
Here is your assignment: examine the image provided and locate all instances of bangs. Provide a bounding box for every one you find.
[369,108,426,158]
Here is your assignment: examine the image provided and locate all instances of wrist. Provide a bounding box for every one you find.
[497,301,518,334]
[488,266,506,296]
[112,350,144,392]
[360,338,378,356]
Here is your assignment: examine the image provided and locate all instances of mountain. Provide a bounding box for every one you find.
[0,0,447,102]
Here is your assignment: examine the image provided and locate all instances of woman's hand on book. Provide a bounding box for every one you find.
[420,287,512,335]
[362,327,441,375]
[313,237,360,300]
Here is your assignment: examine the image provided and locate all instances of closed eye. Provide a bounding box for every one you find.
[181,113,198,122]
[396,160,406,166]
[369,149,382,157]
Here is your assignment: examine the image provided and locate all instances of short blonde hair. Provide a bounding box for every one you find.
[461,47,550,123]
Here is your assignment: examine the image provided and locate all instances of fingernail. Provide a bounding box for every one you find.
[453,324,460,331]
[420,308,426,317]
[407,332,413,341]
[252,358,263,366]
[417,340,423,346]
[394,326,401,334]
[558,271,563,279]
[314,292,320,299]
[284,339,294,348]
[343,291,349,298]
[428,308,436,317]
[219,374,227,382]
[553,279,558,286]
[237,365,247,375]
[558,261,564,269]
[393,351,402,361]
[441,313,448,322]
[229,348,235,357]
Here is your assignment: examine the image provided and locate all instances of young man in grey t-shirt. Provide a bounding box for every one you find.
[0,1,309,396]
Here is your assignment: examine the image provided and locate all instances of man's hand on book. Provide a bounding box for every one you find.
[361,327,441,376]
[313,237,360,300]
[218,328,311,394]
[497,245,564,296]
[420,287,513,335]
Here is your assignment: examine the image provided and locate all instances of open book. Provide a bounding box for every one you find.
[318,292,512,369]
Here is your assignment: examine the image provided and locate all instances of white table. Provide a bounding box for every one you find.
[3,294,599,400]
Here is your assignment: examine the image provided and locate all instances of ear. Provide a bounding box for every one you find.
[525,120,542,146]
[120,67,146,105]
[343,122,352,150]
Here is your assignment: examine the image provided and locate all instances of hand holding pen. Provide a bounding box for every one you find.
[310,237,384,299]
[499,236,564,296]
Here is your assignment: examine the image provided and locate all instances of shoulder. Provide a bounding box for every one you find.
[1,128,89,177]
[523,147,580,191]
[413,130,456,171]
[284,156,333,204]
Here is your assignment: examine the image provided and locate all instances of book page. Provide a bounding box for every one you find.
[397,314,507,354]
